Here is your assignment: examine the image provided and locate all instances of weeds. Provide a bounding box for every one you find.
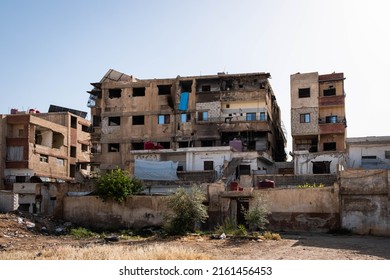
[297,182,324,189]
[262,231,282,240]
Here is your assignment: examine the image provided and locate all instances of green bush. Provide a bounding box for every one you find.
[242,193,270,231]
[69,227,97,238]
[164,186,208,235]
[95,168,143,203]
[262,231,282,240]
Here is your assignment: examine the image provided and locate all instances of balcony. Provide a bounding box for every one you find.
[319,95,345,107]
[319,116,346,134]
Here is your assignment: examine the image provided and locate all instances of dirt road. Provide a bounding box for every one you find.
[1,213,389,260]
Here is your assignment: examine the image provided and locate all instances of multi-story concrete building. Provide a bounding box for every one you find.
[290,72,347,174]
[87,69,287,177]
[0,105,91,190]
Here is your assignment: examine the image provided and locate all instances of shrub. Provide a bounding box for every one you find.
[69,227,97,238]
[164,186,208,235]
[297,182,324,189]
[262,231,282,240]
[242,193,270,231]
[95,168,143,203]
[234,224,248,236]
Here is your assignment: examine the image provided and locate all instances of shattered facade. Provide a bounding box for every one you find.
[0,108,91,190]
[290,72,347,174]
[88,69,287,176]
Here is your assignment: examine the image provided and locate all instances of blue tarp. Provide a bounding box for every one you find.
[179,91,189,111]
[134,159,179,181]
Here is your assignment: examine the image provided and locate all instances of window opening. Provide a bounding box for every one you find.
[158,115,170,124]
[133,115,145,125]
[300,113,310,123]
[298,88,310,98]
[108,116,121,126]
[133,87,145,97]
[323,142,336,151]
[158,85,171,95]
[108,88,122,98]
[108,143,120,152]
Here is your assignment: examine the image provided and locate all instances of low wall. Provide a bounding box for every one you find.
[255,174,337,188]
[257,186,340,232]
[63,195,168,230]
[340,169,390,236]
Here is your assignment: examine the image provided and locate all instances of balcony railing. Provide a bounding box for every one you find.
[196,116,268,124]
[318,116,346,125]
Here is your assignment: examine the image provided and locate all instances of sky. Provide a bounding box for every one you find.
[1,0,389,155]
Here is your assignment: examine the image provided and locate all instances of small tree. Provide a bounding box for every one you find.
[242,193,270,232]
[95,168,143,203]
[164,186,208,235]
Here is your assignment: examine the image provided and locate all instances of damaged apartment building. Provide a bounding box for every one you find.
[290,72,347,175]
[87,69,287,190]
[0,105,91,191]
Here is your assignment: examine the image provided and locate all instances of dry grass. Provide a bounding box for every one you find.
[0,243,213,260]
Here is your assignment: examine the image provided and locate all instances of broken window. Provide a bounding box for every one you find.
[69,164,76,177]
[70,146,77,157]
[178,141,190,148]
[204,161,214,171]
[298,88,310,98]
[246,112,256,121]
[108,88,122,98]
[239,165,251,175]
[323,142,336,151]
[323,88,336,96]
[180,81,192,92]
[40,154,48,163]
[312,161,331,174]
[108,116,121,126]
[300,113,310,123]
[71,116,77,129]
[180,113,191,123]
[133,87,145,97]
[93,116,101,127]
[201,140,214,147]
[133,115,145,125]
[91,143,101,154]
[201,85,211,92]
[81,125,90,132]
[159,142,171,149]
[197,111,208,121]
[158,114,170,124]
[131,142,144,150]
[52,132,64,149]
[385,151,390,159]
[108,143,120,152]
[158,85,171,95]
[81,144,88,152]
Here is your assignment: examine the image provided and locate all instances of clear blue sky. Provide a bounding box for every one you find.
[1,0,389,154]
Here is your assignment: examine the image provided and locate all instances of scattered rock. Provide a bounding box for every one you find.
[104,235,120,242]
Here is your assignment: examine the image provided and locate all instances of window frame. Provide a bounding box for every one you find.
[300,113,311,123]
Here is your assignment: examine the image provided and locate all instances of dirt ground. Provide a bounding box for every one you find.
[1,212,389,260]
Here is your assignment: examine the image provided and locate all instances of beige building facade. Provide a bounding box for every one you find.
[88,69,287,175]
[0,106,91,190]
[291,72,347,174]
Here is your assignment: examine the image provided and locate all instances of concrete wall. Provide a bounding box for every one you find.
[0,190,18,213]
[63,195,168,230]
[256,187,340,232]
[340,169,390,236]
